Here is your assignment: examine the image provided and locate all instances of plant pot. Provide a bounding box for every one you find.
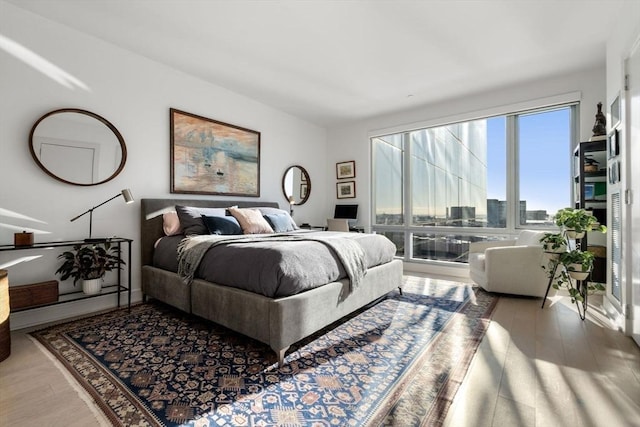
[82,278,102,295]
[543,242,567,254]
[567,263,590,281]
[564,229,585,239]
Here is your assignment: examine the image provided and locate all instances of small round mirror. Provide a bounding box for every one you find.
[29,109,127,186]
[282,165,310,206]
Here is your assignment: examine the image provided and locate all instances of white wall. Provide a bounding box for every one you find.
[0,2,328,329]
[604,0,640,333]
[326,66,606,232]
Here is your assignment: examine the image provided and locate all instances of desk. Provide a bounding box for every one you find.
[299,224,365,233]
[0,238,132,311]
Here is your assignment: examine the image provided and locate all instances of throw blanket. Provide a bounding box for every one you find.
[177,233,367,291]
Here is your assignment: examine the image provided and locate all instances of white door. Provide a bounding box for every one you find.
[627,42,640,346]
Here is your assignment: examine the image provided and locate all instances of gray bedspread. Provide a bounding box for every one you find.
[153,230,397,297]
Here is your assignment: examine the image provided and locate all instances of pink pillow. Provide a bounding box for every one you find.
[228,207,274,234]
[163,211,183,236]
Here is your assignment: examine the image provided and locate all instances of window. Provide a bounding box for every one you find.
[372,104,575,264]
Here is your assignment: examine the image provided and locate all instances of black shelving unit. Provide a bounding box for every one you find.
[0,238,132,311]
[573,139,607,283]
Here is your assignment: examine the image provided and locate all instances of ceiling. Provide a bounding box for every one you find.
[7,0,623,127]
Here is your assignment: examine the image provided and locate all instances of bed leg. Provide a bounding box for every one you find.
[398,287,403,295]
[276,347,289,367]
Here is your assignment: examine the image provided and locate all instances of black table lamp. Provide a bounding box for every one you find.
[70,189,134,241]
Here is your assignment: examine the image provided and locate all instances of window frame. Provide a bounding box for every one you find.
[370,99,579,266]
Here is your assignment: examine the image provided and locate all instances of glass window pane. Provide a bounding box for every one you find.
[373,134,403,225]
[486,117,507,227]
[518,108,571,226]
[412,233,509,263]
[410,117,506,228]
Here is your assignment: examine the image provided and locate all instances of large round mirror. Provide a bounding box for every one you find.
[29,108,127,186]
[282,165,310,206]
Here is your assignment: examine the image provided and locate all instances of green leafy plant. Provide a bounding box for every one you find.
[560,249,595,272]
[540,216,605,304]
[554,208,606,234]
[55,243,124,286]
[539,232,566,252]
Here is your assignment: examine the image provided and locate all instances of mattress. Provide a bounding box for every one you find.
[153,230,396,298]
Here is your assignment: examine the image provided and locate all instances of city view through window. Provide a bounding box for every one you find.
[372,106,573,263]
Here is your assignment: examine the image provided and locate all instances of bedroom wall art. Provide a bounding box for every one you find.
[170,108,260,196]
[336,160,356,179]
[337,181,356,199]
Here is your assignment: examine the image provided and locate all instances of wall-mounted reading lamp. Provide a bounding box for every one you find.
[288,195,296,216]
[70,188,134,242]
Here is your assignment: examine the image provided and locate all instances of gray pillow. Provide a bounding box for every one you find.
[264,213,296,233]
[257,208,298,230]
[175,205,227,235]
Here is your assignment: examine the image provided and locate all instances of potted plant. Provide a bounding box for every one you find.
[55,242,124,295]
[554,208,606,238]
[539,232,567,253]
[560,249,595,281]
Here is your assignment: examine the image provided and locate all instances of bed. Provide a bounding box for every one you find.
[140,198,403,365]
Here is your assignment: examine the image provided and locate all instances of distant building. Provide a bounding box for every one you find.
[527,210,548,221]
[487,199,506,227]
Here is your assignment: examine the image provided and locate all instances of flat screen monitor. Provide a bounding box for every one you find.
[334,204,358,225]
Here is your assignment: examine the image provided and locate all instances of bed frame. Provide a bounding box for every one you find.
[140,198,403,365]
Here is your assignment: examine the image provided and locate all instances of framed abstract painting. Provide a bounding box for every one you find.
[170,108,260,196]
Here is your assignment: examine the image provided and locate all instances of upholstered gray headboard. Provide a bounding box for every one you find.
[140,198,279,267]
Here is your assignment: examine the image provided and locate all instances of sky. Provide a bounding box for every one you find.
[487,108,572,217]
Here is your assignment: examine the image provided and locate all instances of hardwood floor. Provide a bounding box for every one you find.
[443,286,640,427]
[1,274,638,426]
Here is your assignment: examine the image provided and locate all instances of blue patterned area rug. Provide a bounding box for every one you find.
[31,277,497,427]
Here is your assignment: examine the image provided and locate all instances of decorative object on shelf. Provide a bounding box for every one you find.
[70,188,134,241]
[336,160,356,179]
[13,231,34,247]
[591,102,607,138]
[55,242,125,295]
[583,155,599,172]
[29,108,127,186]
[170,108,260,197]
[554,207,606,238]
[336,181,356,199]
[8,280,58,309]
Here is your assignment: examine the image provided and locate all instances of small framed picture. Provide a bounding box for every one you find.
[336,160,356,179]
[300,183,308,199]
[610,95,620,129]
[336,181,356,199]
[608,128,619,159]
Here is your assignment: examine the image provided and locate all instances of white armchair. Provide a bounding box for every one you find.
[468,230,550,297]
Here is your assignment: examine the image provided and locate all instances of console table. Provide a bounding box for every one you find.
[0,238,132,312]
